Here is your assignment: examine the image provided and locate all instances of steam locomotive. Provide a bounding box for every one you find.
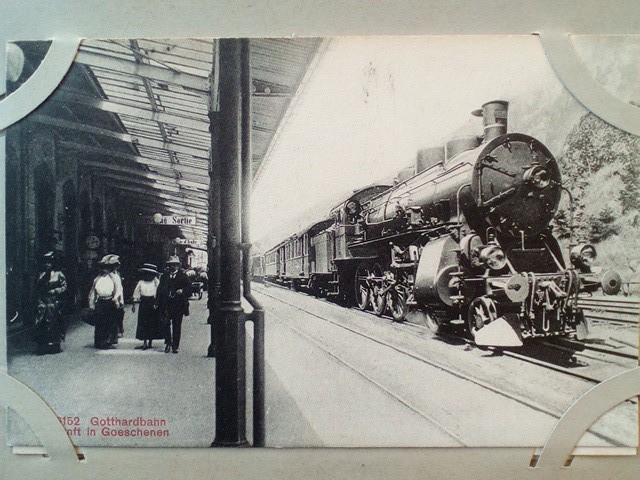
[257,101,621,347]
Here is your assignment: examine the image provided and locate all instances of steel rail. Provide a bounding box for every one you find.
[266,303,467,446]
[257,289,578,423]
[543,339,638,361]
[255,283,632,447]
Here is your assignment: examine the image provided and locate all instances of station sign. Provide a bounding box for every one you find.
[173,237,207,250]
[141,215,197,225]
[173,238,207,249]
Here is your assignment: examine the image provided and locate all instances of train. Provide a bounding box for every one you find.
[253,101,622,348]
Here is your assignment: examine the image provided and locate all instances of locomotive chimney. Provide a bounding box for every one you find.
[472,100,509,142]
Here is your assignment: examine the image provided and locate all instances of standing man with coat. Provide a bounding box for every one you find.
[156,256,191,353]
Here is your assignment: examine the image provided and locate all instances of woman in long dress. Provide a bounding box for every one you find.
[88,256,120,349]
[131,264,161,350]
[34,252,67,355]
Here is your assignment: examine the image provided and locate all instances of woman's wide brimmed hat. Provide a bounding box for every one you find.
[139,263,158,275]
[99,254,121,266]
[166,255,181,265]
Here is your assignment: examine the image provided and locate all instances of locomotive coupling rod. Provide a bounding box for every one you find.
[379,280,397,296]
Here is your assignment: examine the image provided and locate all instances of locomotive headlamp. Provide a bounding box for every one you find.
[479,245,507,270]
[570,243,597,270]
[523,165,551,189]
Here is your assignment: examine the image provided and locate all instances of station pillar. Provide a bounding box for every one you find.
[211,38,249,447]
[207,39,222,358]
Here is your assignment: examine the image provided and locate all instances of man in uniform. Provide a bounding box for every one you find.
[156,256,191,353]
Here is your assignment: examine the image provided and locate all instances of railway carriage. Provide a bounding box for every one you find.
[257,101,621,348]
[264,240,285,282]
[263,219,334,290]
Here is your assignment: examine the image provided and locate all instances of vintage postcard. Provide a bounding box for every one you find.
[4,35,639,448]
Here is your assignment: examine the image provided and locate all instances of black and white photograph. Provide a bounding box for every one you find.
[3,35,639,449]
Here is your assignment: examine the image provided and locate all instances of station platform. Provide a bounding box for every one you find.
[6,291,451,448]
[6,286,637,450]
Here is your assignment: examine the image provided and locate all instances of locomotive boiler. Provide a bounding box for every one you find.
[260,101,621,347]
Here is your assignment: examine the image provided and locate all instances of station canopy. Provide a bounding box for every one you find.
[64,38,320,244]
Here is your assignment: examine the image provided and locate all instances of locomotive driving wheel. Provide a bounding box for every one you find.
[467,296,498,340]
[387,287,408,322]
[372,283,386,316]
[355,263,383,311]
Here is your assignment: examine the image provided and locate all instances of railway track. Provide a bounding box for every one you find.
[578,295,639,325]
[545,338,638,360]
[255,285,630,447]
[402,322,634,385]
[498,345,633,386]
[401,312,637,385]
[261,280,638,379]
[267,305,467,446]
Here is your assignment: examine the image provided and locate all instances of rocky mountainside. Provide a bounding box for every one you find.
[553,111,640,283]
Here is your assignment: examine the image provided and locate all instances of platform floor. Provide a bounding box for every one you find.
[6,287,637,449]
[7,291,456,448]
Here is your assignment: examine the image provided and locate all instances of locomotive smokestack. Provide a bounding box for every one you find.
[472,100,509,142]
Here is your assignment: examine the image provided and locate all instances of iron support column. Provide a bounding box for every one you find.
[239,39,266,447]
[212,38,249,447]
[207,41,222,358]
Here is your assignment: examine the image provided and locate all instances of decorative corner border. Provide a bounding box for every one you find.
[535,366,640,468]
[0,37,81,131]
[537,32,640,136]
[0,370,80,463]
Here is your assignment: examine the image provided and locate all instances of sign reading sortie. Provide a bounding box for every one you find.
[141,215,197,225]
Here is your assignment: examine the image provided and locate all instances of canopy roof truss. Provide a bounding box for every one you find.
[60,38,320,241]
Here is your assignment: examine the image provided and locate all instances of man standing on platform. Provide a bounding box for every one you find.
[156,256,191,353]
